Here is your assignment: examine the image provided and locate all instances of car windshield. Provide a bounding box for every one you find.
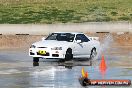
[45,33,75,42]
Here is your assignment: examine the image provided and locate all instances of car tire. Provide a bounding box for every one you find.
[33,57,39,62]
[90,48,97,59]
[65,48,73,61]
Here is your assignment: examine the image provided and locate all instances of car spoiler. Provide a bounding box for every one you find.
[89,37,99,41]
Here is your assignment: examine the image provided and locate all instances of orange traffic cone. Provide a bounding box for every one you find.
[99,55,107,75]
[85,72,88,78]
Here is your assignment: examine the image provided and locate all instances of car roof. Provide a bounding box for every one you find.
[53,32,84,34]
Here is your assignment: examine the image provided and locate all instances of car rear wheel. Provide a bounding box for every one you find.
[33,57,39,62]
[90,48,97,59]
[65,48,73,61]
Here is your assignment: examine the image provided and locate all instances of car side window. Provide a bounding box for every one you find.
[75,34,90,42]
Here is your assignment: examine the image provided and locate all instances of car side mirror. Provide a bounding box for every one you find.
[76,40,82,43]
[42,37,45,41]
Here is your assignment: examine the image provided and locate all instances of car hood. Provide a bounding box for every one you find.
[32,40,72,48]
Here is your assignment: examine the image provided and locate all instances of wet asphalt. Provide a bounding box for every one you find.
[0,49,131,88]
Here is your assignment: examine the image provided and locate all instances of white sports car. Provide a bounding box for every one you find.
[29,32,100,62]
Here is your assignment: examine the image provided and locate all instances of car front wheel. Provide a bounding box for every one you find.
[65,48,73,61]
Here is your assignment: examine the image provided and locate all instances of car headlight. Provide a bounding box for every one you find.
[30,45,36,48]
[51,47,62,50]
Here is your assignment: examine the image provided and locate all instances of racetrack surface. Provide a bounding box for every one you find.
[0,33,132,88]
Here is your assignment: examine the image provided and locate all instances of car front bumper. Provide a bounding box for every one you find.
[29,48,65,59]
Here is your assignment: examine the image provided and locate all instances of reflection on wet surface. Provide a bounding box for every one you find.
[33,59,92,68]
[0,65,132,88]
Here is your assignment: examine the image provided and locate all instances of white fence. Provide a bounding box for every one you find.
[0,22,132,35]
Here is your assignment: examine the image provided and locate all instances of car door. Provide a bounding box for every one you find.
[73,34,92,57]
